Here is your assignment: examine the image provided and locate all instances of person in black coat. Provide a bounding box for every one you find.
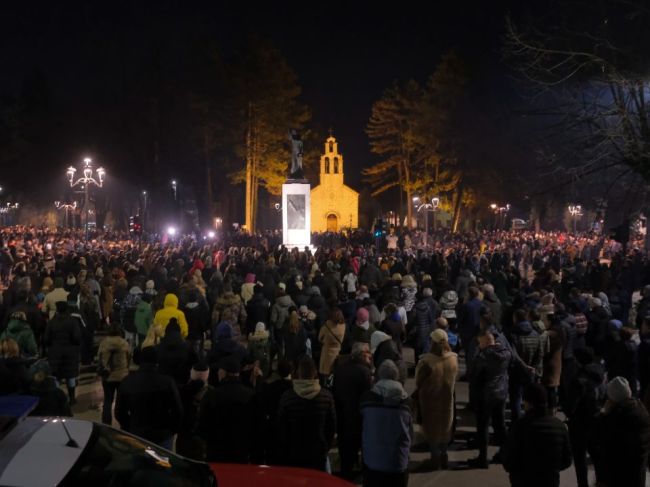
[44,301,81,404]
[638,317,650,399]
[278,356,337,471]
[156,319,196,385]
[502,383,572,487]
[607,327,638,397]
[596,376,650,487]
[332,342,373,480]
[115,346,183,449]
[182,289,210,359]
[245,285,271,335]
[260,359,294,465]
[196,355,259,463]
[207,322,247,386]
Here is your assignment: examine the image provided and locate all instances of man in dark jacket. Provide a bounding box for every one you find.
[596,376,650,487]
[458,287,482,368]
[278,356,336,471]
[44,301,81,404]
[638,317,650,399]
[332,342,373,479]
[509,309,545,420]
[156,319,196,385]
[565,347,604,487]
[412,293,436,359]
[182,289,210,358]
[360,360,412,487]
[196,355,259,463]
[503,383,572,487]
[261,359,294,465]
[468,331,512,468]
[115,346,183,449]
[245,284,270,335]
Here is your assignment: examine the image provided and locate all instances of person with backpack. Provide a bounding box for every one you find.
[270,285,296,356]
[97,324,131,425]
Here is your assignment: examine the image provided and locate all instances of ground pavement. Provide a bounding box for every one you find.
[72,345,596,487]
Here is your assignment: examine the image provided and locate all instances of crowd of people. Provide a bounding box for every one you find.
[1,225,650,486]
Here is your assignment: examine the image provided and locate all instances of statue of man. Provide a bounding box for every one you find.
[288,128,304,179]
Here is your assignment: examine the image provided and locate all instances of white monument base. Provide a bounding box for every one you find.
[282,182,312,249]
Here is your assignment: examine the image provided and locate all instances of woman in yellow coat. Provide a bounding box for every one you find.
[152,293,188,338]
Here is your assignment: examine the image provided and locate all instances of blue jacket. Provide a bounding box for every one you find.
[458,298,482,337]
[360,381,412,473]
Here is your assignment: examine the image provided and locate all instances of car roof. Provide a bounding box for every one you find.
[0,417,92,487]
[210,463,354,487]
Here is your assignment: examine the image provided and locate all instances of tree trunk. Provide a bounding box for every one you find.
[452,184,464,233]
[404,159,413,229]
[245,102,253,233]
[397,161,404,228]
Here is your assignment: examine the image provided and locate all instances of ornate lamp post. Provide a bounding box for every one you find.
[413,196,440,247]
[55,201,77,228]
[568,204,582,233]
[67,158,105,240]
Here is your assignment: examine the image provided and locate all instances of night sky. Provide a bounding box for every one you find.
[0,1,526,211]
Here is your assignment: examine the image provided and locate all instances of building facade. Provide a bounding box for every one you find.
[311,135,359,232]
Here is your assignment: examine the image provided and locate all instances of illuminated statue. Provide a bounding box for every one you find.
[288,128,304,179]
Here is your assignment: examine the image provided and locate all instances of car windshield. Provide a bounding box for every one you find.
[59,423,215,487]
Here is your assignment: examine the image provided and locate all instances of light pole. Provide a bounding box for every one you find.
[413,196,440,247]
[55,201,77,228]
[490,203,510,230]
[141,190,148,232]
[67,158,105,240]
[568,204,582,233]
[171,180,177,201]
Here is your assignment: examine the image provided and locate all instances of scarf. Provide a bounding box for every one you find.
[293,379,321,400]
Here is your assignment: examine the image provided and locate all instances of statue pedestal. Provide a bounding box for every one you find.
[282,182,312,249]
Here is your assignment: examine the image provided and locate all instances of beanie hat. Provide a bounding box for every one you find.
[190,363,210,382]
[278,282,286,291]
[255,322,266,334]
[216,322,233,338]
[607,376,632,403]
[245,273,256,284]
[430,328,448,344]
[370,331,391,353]
[146,280,155,290]
[377,359,399,381]
[356,307,369,324]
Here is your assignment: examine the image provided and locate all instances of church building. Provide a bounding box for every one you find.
[311,135,359,232]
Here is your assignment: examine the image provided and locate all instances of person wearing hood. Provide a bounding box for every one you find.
[509,308,546,420]
[332,341,373,479]
[153,293,189,338]
[134,293,154,347]
[351,307,376,344]
[371,330,407,383]
[245,284,271,336]
[156,319,196,385]
[415,329,458,470]
[468,330,512,468]
[502,383,572,487]
[97,324,131,425]
[278,356,336,471]
[360,359,412,487]
[183,289,210,359]
[596,376,650,487]
[248,322,271,377]
[211,282,247,334]
[27,359,72,417]
[412,292,436,359]
[565,347,605,487]
[270,284,295,333]
[207,322,247,384]
[0,311,37,357]
[482,284,502,329]
[197,355,258,463]
[308,285,329,328]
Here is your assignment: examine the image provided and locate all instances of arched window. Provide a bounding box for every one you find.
[324,157,330,173]
[329,141,334,153]
[334,157,339,173]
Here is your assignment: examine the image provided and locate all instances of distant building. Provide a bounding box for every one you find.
[311,135,359,232]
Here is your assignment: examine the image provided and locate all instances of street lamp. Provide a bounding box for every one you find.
[413,196,440,247]
[171,180,177,200]
[568,204,582,233]
[141,190,148,232]
[55,201,77,229]
[489,203,510,230]
[67,157,105,239]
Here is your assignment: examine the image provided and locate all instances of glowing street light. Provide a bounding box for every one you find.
[55,201,77,228]
[413,196,441,246]
[207,231,215,239]
[67,157,105,239]
[167,226,177,236]
[568,204,582,233]
[171,180,177,200]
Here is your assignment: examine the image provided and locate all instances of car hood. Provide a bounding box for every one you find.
[210,463,354,487]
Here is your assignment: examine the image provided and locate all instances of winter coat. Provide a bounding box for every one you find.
[29,376,72,417]
[240,282,255,305]
[120,287,143,333]
[586,306,610,356]
[283,327,308,365]
[245,292,271,334]
[374,339,407,383]
[542,326,564,388]
[183,300,210,341]
[197,378,258,463]
[638,333,650,396]
[156,330,196,385]
[278,381,336,471]
[597,399,650,487]
[248,329,271,376]
[44,313,81,379]
[212,292,246,327]
[380,317,406,350]
[412,299,436,354]
[415,351,458,443]
[401,286,417,313]
[97,335,131,382]
[510,320,545,378]
[503,410,573,487]
[351,323,376,344]
[458,297,482,338]
[332,357,372,439]
[115,363,183,444]
[270,294,295,330]
[318,321,346,375]
[565,362,605,426]
[43,287,69,319]
[608,338,639,396]
[360,382,412,473]
[470,342,512,404]
[134,301,153,336]
[1,318,37,357]
[153,294,189,338]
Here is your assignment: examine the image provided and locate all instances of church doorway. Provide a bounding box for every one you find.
[327,214,338,232]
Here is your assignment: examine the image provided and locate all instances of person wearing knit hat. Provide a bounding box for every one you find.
[351,307,375,344]
[190,362,210,383]
[606,376,632,403]
[391,273,403,282]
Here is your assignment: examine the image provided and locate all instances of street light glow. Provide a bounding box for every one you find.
[167,226,177,235]
[208,231,215,238]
